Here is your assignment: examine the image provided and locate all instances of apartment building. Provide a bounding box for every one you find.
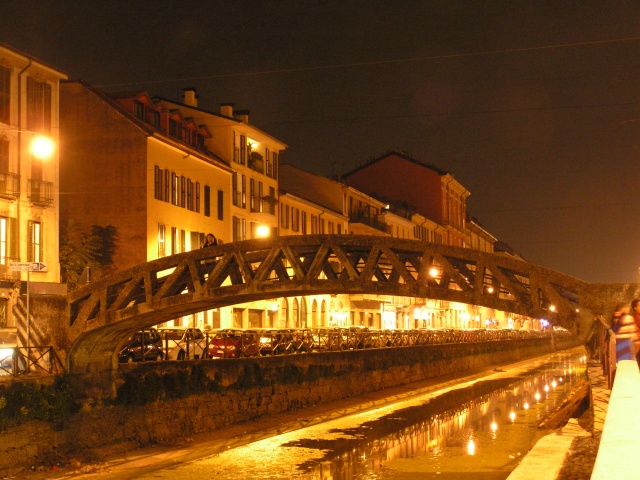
[59,84,234,273]
[342,150,470,247]
[0,43,67,329]
[159,90,285,243]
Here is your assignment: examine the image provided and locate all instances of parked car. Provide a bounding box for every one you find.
[0,330,17,374]
[118,329,164,363]
[207,329,260,358]
[157,326,206,360]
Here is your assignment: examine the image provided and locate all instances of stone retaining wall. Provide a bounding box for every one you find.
[0,336,580,473]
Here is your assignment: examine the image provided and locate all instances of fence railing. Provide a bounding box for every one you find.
[0,346,64,378]
[118,327,559,368]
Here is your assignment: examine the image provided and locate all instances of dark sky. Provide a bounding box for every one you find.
[2,1,640,283]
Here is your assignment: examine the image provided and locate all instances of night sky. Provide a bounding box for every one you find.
[2,1,640,283]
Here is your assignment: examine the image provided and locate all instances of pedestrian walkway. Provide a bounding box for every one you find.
[509,359,609,480]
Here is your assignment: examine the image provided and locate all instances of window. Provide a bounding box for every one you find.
[258,182,264,213]
[268,186,276,215]
[158,224,166,257]
[217,190,224,220]
[0,217,6,264]
[301,211,307,234]
[232,172,239,207]
[180,229,186,253]
[154,166,163,200]
[195,182,200,213]
[0,139,8,174]
[291,207,299,232]
[265,148,270,175]
[150,110,160,127]
[164,169,170,203]
[327,221,334,234]
[233,216,246,242]
[180,176,186,207]
[186,179,193,210]
[169,119,178,138]
[171,172,178,205]
[204,185,211,217]
[134,101,144,120]
[241,175,246,209]
[27,77,51,133]
[171,227,177,255]
[0,65,9,124]
[311,215,318,234]
[240,135,246,165]
[250,178,256,212]
[280,204,289,229]
[28,220,42,262]
[272,151,278,179]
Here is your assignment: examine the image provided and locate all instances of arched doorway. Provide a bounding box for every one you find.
[292,298,299,328]
[300,298,308,328]
[311,299,318,327]
[281,298,289,328]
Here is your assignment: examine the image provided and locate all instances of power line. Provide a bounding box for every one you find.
[95,36,640,89]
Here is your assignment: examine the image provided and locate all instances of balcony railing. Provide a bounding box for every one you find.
[349,211,390,234]
[0,172,20,199]
[27,180,54,206]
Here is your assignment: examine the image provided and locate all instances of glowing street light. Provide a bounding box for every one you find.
[255,224,271,238]
[29,135,55,160]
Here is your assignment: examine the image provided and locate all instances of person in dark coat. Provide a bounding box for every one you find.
[202,233,217,248]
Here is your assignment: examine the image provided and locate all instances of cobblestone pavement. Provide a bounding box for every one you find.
[555,360,610,480]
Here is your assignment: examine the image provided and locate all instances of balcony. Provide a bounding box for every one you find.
[27,180,54,206]
[0,172,20,199]
[248,152,264,174]
[349,211,390,234]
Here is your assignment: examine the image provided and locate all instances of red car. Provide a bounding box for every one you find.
[207,329,260,358]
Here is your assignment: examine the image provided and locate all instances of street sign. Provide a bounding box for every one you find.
[9,262,48,272]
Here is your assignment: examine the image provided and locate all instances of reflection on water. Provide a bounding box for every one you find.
[285,352,587,479]
[140,352,587,480]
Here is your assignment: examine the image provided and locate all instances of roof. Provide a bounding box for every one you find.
[342,149,449,179]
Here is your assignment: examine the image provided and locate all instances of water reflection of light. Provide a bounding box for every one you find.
[524,402,529,410]
[544,385,549,392]
[509,411,516,422]
[467,439,476,455]
[491,422,498,432]
[551,380,557,388]
[535,392,541,402]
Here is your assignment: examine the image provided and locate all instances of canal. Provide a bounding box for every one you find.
[105,350,587,480]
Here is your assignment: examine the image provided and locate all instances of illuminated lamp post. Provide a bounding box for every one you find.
[26,134,55,357]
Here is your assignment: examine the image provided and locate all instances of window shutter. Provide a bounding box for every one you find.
[27,220,34,262]
[8,217,17,260]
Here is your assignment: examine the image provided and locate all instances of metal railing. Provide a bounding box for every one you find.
[118,327,558,367]
[0,346,64,378]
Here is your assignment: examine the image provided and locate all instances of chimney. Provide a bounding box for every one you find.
[182,87,198,107]
[235,109,250,124]
[220,103,234,118]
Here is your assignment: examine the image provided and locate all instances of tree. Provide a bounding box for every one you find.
[59,220,118,291]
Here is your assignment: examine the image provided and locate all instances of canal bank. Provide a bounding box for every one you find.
[8,347,590,479]
[1,335,581,475]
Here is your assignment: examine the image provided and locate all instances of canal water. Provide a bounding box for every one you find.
[136,351,588,480]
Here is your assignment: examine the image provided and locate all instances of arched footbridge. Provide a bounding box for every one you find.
[66,234,628,383]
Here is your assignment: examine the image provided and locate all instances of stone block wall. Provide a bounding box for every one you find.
[0,336,582,473]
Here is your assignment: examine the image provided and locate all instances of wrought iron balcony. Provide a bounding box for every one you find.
[0,172,20,199]
[27,180,54,206]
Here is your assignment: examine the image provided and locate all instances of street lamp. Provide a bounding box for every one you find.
[29,135,55,159]
[24,133,55,361]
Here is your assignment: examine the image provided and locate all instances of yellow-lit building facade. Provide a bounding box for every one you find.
[0,44,67,331]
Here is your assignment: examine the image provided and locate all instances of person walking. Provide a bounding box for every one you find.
[611,303,640,364]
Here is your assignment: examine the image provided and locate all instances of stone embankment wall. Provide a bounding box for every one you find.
[0,336,581,473]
